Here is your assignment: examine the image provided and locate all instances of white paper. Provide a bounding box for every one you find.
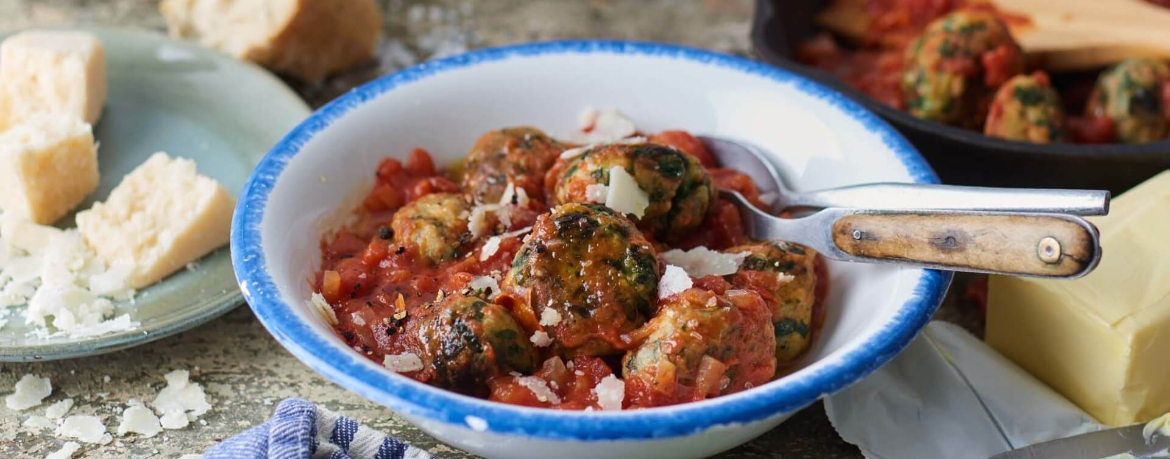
[825,321,1104,459]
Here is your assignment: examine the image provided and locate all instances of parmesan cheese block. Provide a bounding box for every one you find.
[0,30,106,130]
[76,152,234,289]
[987,170,1170,426]
[160,0,383,82]
[0,114,99,224]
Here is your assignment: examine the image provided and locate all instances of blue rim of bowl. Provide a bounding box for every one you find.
[232,40,953,441]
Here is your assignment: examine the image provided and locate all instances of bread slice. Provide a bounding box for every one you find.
[160,0,383,82]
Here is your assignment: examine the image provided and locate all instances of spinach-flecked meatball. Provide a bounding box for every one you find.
[390,193,472,265]
[1085,59,1170,143]
[501,203,658,357]
[406,293,537,396]
[553,143,714,240]
[460,127,566,203]
[622,288,776,406]
[902,11,1024,127]
[985,72,1067,143]
[725,241,819,366]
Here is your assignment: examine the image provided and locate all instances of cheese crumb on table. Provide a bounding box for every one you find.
[56,415,111,444]
[22,415,56,430]
[45,441,81,459]
[45,398,74,419]
[77,152,235,290]
[150,369,212,429]
[0,114,99,225]
[987,170,1170,426]
[159,0,383,82]
[5,373,52,410]
[117,405,162,437]
[0,30,106,130]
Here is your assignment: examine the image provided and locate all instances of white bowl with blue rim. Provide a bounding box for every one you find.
[232,40,952,459]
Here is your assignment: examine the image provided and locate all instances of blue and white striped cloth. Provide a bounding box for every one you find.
[205,398,435,459]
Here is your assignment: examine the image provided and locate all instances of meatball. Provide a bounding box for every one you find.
[406,293,538,396]
[1085,59,1170,143]
[501,203,658,356]
[460,127,566,204]
[725,241,819,365]
[390,193,472,265]
[553,143,714,240]
[902,11,1024,127]
[984,72,1067,143]
[622,288,776,407]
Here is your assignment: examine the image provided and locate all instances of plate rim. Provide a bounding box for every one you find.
[233,39,953,441]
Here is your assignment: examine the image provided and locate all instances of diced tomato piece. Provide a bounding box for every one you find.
[1067,116,1116,144]
[405,148,436,176]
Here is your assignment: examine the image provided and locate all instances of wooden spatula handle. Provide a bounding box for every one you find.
[830,212,1099,278]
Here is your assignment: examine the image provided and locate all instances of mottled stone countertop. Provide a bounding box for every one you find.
[0,1,986,457]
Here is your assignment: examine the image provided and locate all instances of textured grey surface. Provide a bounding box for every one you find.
[0,1,987,457]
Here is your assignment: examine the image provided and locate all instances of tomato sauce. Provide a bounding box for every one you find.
[316,130,829,410]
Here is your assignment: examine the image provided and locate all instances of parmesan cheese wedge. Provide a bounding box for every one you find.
[0,30,106,130]
[76,153,234,289]
[0,114,99,225]
[160,0,383,82]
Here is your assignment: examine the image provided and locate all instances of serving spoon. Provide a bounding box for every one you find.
[701,136,1105,278]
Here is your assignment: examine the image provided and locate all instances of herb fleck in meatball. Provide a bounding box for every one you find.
[902,11,1024,127]
[622,288,776,406]
[985,72,1066,143]
[554,143,714,240]
[1085,59,1170,143]
[390,193,472,265]
[725,241,818,366]
[460,127,566,203]
[501,203,658,356]
[406,293,537,396]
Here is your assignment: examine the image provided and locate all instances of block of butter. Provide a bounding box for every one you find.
[987,170,1170,426]
[159,0,382,82]
[0,30,106,131]
[0,114,99,224]
[76,152,234,289]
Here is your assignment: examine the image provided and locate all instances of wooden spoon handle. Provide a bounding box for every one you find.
[830,212,1100,278]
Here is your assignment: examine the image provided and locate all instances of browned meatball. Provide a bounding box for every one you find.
[460,127,566,204]
[985,72,1066,143]
[500,203,658,357]
[725,241,819,366]
[390,193,473,265]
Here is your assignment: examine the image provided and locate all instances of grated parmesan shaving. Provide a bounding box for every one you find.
[539,308,562,327]
[604,166,649,219]
[584,184,608,203]
[308,292,338,326]
[383,353,423,373]
[593,375,625,411]
[661,247,751,278]
[517,376,561,404]
[5,373,51,410]
[529,330,552,347]
[45,441,81,459]
[117,405,162,437]
[467,276,500,298]
[479,226,532,262]
[657,265,693,299]
[565,108,638,144]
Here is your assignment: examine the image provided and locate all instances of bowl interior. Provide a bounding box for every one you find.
[236,41,948,440]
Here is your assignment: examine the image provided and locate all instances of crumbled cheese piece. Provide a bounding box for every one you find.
[658,265,693,299]
[0,114,100,224]
[45,398,74,419]
[464,415,488,432]
[151,369,211,428]
[566,108,638,144]
[661,247,751,278]
[467,204,499,238]
[159,410,189,430]
[467,276,500,298]
[45,441,81,459]
[480,236,502,261]
[77,153,235,290]
[529,330,552,347]
[23,415,56,430]
[539,308,562,327]
[5,373,51,410]
[776,272,795,283]
[584,184,608,203]
[383,353,423,373]
[498,182,530,208]
[117,405,162,437]
[308,292,338,326]
[56,415,110,444]
[0,31,106,129]
[517,376,561,404]
[593,375,625,411]
[605,166,649,219]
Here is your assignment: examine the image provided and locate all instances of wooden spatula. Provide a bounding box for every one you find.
[815,0,1170,71]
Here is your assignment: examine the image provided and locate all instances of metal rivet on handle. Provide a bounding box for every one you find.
[1038,237,1061,263]
[852,230,863,240]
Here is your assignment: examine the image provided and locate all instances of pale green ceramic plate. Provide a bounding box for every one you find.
[0,27,310,360]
